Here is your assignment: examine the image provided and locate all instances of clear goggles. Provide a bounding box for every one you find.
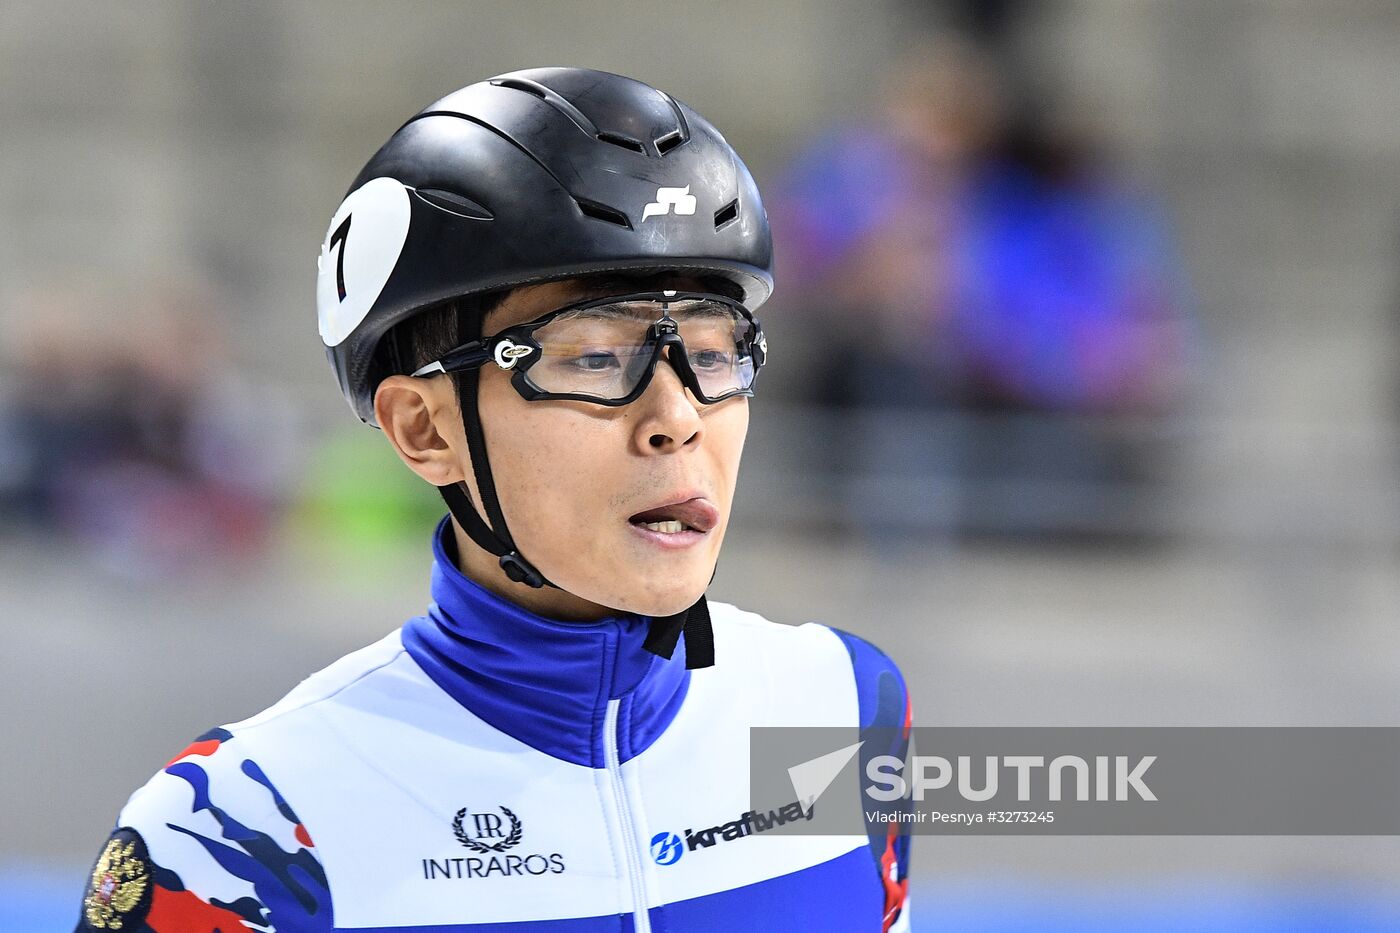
[411,290,767,406]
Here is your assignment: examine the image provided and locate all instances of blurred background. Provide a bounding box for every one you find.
[4,0,1400,929]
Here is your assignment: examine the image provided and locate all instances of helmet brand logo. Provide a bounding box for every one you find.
[641,185,697,222]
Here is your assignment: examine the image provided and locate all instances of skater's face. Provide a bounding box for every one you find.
[376,275,750,621]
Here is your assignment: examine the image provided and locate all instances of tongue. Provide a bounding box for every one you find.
[628,498,718,532]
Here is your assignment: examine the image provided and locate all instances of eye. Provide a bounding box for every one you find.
[690,348,735,370]
[572,350,621,371]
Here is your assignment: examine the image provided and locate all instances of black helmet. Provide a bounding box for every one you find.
[317,66,774,426]
[315,67,775,669]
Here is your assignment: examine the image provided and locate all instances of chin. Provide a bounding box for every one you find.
[615,577,709,619]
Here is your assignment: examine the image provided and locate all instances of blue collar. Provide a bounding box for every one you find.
[401,517,690,768]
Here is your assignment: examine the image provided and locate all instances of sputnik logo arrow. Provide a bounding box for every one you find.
[787,740,864,806]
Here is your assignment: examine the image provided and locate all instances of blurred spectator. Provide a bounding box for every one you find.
[771,35,1194,540]
[0,275,292,576]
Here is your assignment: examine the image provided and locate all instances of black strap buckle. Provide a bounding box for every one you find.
[499,552,545,588]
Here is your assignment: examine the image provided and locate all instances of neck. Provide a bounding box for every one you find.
[450,520,612,621]
[401,516,691,768]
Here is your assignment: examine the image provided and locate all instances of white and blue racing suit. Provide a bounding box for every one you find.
[76,518,912,931]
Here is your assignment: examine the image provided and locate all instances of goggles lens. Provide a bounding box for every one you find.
[521,298,758,402]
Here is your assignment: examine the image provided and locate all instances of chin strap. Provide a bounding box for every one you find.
[435,303,715,668]
[439,302,547,588]
[641,594,715,669]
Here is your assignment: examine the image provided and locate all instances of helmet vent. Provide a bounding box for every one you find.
[414,187,494,220]
[654,131,685,155]
[656,90,692,148]
[596,132,646,154]
[490,77,599,136]
[713,198,739,230]
[493,78,547,100]
[576,198,633,229]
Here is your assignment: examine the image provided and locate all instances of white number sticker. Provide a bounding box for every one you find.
[316,177,412,347]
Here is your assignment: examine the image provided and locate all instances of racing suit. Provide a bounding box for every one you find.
[77,518,912,931]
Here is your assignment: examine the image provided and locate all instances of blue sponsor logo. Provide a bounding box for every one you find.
[650,831,683,866]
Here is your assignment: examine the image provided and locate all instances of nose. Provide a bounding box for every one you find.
[632,344,703,454]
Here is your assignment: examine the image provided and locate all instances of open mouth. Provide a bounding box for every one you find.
[634,518,690,534]
[627,497,719,536]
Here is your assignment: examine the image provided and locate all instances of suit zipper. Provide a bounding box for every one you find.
[604,698,651,933]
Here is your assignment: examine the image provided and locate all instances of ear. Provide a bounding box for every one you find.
[374,375,468,487]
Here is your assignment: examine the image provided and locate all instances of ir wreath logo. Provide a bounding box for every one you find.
[452,805,523,852]
[424,806,565,880]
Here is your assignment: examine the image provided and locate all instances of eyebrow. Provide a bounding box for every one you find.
[549,305,652,324]
[555,299,737,321]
